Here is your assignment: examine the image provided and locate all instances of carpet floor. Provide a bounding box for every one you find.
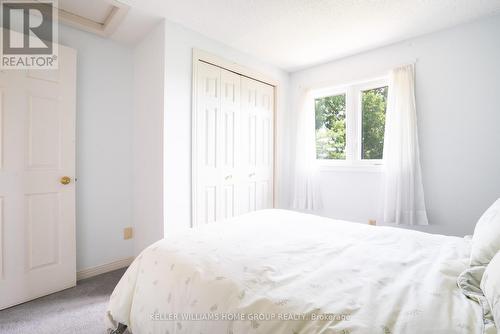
[0,268,127,334]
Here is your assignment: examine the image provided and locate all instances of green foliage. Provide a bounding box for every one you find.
[315,94,346,159]
[361,87,388,160]
[314,87,388,160]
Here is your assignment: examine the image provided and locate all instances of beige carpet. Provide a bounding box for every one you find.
[0,268,127,334]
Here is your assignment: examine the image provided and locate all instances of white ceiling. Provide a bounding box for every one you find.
[110,7,163,45]
[116,0,500,72]
[59,0,500,71]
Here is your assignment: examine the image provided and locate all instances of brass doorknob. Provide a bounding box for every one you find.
[60,176,71,185]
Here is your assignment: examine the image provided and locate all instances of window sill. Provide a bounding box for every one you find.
[317,163,384,173]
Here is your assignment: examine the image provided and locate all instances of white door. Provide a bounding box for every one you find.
[219,69,241,220]
[194,61,273,226]
[194,61,220,225]
[0,45,77,309]
[240,76,274,214]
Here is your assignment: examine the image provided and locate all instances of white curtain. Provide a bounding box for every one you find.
[292,88,322,211]
[383,64,428,225]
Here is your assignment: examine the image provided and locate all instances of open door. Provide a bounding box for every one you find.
[0,44,77,309]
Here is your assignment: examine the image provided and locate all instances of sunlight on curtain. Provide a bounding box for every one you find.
[383,64,428,225]
[292,89,322,211]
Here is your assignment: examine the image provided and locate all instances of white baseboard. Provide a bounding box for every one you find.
[77,257,134,281]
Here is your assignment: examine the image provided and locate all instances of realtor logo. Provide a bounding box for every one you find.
[1,0,58,69]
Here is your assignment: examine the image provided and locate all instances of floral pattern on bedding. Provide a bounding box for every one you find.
[107,210,491,334]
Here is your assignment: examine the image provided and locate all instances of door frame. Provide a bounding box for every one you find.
[191,49,279,227]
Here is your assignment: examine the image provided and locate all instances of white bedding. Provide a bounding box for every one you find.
[106,210,495,334]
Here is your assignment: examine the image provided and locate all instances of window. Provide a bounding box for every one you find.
[361,86,388,160]
[313,79,388,166]
[315,94,346,160]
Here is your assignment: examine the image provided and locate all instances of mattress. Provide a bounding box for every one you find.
[106,209,493,334]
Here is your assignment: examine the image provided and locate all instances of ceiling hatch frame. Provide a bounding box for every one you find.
[57,0,129,37]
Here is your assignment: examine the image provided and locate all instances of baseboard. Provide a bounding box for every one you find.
[77,257,134,281]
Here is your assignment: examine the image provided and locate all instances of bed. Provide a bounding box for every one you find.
[106,209,496,334]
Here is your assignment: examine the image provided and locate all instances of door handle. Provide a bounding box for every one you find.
[60,176,71,185]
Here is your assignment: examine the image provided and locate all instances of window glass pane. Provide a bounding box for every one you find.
[315,94,346,160]
[361,86,388,160]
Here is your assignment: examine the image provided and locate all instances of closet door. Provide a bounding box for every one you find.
[194,61,273,226]
[194,62,241,225]
[239,77,274,214]
[195,62,221,225]
[219,70,241,220]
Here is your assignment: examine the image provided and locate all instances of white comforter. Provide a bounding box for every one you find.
[106,210,494,334]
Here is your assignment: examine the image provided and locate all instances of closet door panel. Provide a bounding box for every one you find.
[204,108,217,167]
[242,80,258,170]
[240,78,257,214]
[222,185,235,219]
[219,69,241,220]
[221,71,240,169]
[258,83,274,208]
[196,62,221,225]
[240,77,273,213]
[203,186,217,223]
[241,181,256,214]
[256,180,270,210]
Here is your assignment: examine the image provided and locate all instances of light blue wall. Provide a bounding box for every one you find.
[162,19,290,232]
[58,25,134,270]
[288,14,500,237]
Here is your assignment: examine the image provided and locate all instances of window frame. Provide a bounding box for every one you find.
[312,77,388,170]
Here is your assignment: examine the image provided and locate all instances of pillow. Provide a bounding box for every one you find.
[481,251,500,327]
[470,199,500,266]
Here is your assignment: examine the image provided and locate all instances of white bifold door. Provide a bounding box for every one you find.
[0,45,77,309]
[194,61,274,226]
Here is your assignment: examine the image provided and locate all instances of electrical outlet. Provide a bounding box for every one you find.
[123,227,133,240]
